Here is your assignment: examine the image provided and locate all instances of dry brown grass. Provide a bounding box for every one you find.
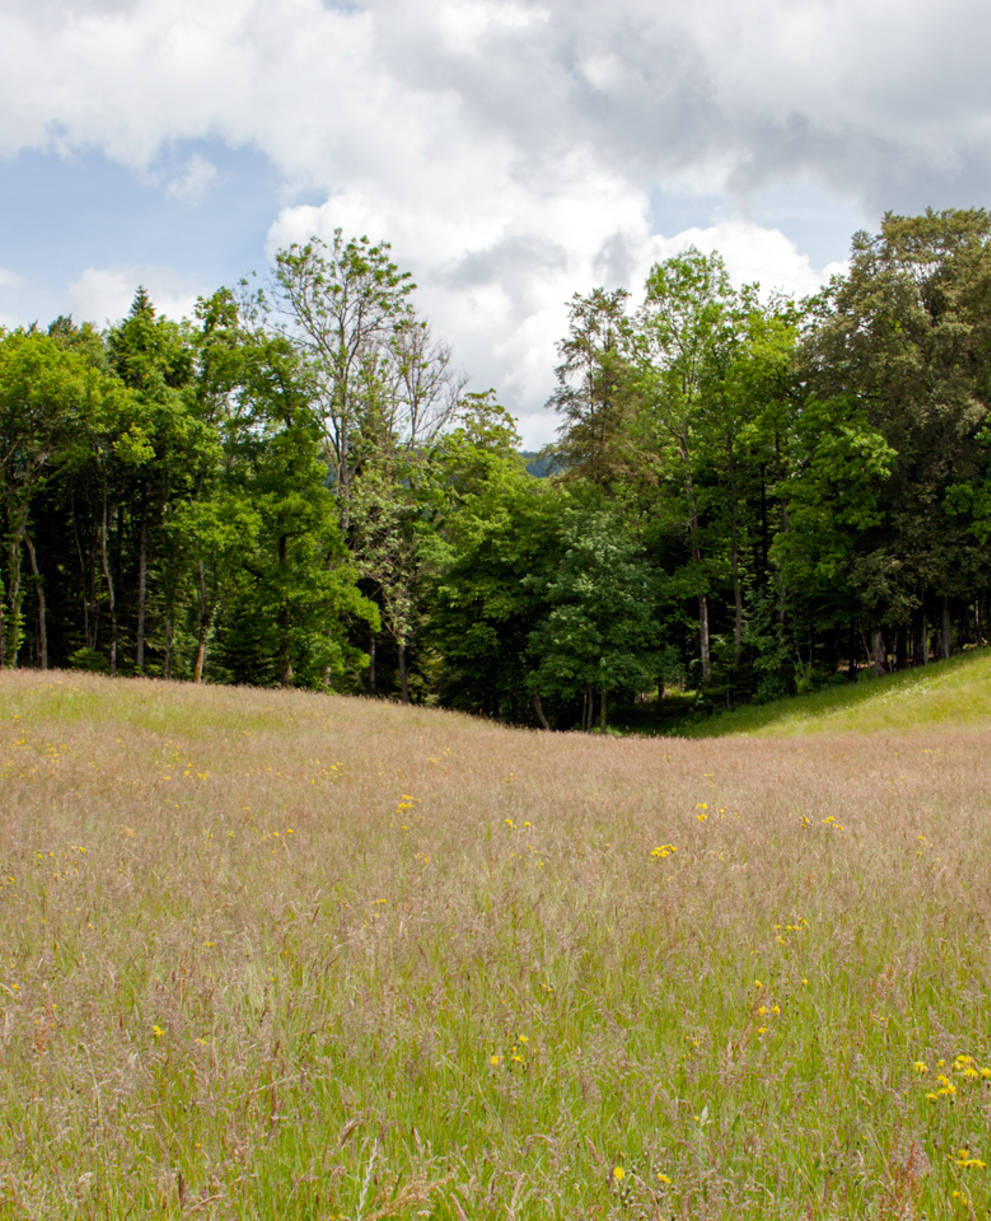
[1,669,990,1218]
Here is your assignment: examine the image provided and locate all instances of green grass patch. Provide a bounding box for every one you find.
[679,646,991,738]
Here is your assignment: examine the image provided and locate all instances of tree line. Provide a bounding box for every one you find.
[2,209,990,729]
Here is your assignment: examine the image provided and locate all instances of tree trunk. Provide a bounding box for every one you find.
[699,593,711,685]
[678,435,710,684]
[73,503,87,648]
[941,597,952,660]
[397,639,410,704]
[893,626,906,672]
[100,485,117,678]
[871,626,885,677]
[599,684,607,732]
[368,632,376,693]
[915,607,928,666]
[135,506,148,673]
[728,438,743,663]
[164,608,173,680]
[532,691,550,730]
[193,560,209,683]
[193,636,207,684]
[6,534,22,667]
[277,534,293,686]
[278,611,293,686]
[23,533,46,670]
[758,462,770,578]
[339,418,351,533]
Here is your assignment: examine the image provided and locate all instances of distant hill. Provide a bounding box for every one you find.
[520,450,566,478]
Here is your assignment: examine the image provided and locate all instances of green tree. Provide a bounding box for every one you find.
[631,248,745,684]
[547,287,636,489]
[213,329,378,689]
[525,506,660,730]
[801,208,991,664]
[0,330,102,667]
[427,436,567,723]
[265,231,417,523]
[105,288,206,674]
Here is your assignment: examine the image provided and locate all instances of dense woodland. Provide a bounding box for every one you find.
[2,208,991,729]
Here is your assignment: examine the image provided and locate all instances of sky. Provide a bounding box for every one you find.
[1,0,989,447]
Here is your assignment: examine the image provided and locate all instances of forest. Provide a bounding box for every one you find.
[2,207,990,730]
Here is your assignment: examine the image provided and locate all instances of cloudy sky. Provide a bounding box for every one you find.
[1,0,988,445]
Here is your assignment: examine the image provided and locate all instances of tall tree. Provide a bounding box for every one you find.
[0,331,100,667]
[105,288,203,674]
[631,249,744,684]
[802,208,991,662]
[547,287,636,489]
[212,327,379,689]
[265,231,416,523]
[525,505,660,731]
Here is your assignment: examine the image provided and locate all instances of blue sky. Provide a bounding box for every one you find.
[1,0,988,446]
[0,141,285,324]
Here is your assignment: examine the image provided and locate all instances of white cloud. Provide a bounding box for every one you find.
[165,151,219,203]
[1,0,986,442]
[639,222,844,301]
[0,268,26,332]
[66,266,202,326]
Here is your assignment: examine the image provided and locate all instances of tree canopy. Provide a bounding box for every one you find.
[3,208,991,729]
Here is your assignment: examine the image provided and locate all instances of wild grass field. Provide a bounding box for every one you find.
[1,662,990,1219]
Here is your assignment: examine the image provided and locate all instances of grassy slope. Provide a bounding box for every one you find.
[1,668,990,1218]
[683,646,991,738]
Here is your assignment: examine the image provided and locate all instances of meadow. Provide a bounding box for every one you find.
[1,662,990,1219]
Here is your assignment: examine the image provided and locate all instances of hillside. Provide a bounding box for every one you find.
[0,668,989,1218]
[684,646,991,738]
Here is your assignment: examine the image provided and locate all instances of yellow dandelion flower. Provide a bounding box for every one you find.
[612,1166,625,1182]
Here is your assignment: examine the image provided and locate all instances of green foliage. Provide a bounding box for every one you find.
[4,211,991,725]
[547,287,636,489]
[801,208,991,633]
[525,507,660,729]
[428,453,565,721]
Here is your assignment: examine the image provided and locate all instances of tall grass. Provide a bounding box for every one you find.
[1,668,990,1218]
